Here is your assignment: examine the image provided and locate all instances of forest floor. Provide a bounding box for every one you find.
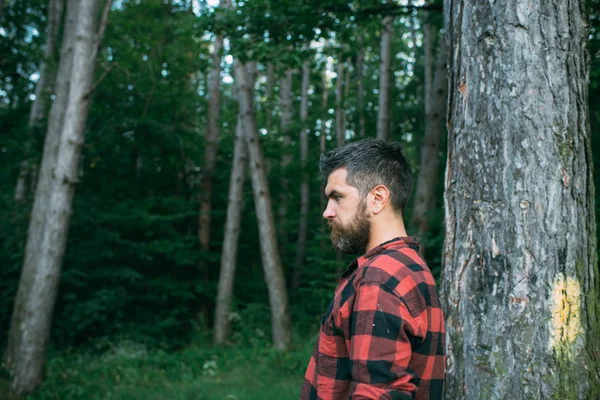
[0,336,316,400]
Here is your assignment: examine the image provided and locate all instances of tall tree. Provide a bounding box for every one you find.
[443,0,600,398]
[198,23,224,265]
[335,59,345,148]
[410,34,447,242]
[319,69,329,249]
[376,14,393,141]
[234,59,291,350]
[356,37,366,139]
[293,59,310,289]
[213,72,255,345]
[5,0,80,374]
[277,68,293,255]
[5,0,112,394]
[15,0,65,201]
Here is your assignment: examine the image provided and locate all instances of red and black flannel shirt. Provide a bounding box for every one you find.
[300,237,445,400]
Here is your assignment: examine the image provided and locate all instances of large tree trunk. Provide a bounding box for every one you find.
[15,0,65,202]
[410,36,447,241]
[5,0,112,395]
[277,68,293,256]
[233,60,291,350]
[198,32,223,257]
[4,0,80,374]
[376,15,393,141]
[443,0,600,398]
[293,60,310,290]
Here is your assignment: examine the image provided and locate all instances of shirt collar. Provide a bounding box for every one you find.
[341,236,421,278]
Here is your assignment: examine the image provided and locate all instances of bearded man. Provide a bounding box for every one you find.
[300,139,446,400]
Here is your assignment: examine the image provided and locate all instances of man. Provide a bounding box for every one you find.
[301,139,445,400]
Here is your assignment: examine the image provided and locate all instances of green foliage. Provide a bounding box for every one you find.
[5,337,313,399]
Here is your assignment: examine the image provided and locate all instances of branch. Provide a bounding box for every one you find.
[91,0,113,61]
[85,62,116,98]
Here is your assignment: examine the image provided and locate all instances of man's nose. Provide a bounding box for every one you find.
[323,203,335,219]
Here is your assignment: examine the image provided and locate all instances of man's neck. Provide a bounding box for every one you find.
[365,216,408,253]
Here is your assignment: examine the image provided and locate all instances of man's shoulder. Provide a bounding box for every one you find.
[358,246,438,299]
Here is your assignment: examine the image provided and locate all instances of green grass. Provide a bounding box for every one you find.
[1,336,316,400]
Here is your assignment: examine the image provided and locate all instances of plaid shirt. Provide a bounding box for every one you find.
[300,237,445,400]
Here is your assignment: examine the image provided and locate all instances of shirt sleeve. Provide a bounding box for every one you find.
[347,282,423,400]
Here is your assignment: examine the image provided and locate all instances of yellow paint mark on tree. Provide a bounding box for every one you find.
[549,274,583,357]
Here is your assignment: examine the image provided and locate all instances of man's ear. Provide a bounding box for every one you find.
[370,185,390,215]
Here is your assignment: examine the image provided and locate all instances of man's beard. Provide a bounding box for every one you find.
[329,200,371,254]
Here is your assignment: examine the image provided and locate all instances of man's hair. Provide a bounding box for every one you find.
[319,138,413,214]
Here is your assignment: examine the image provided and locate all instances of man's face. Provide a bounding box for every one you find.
[323,169,371,254]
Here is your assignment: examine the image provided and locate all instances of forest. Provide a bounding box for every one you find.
[1,0,599,398]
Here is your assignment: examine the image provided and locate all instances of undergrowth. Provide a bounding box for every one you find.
[1,334,317,400]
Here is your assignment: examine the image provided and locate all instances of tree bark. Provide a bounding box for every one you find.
[4,0,79,374]
[6,0,112,394]
[15,0,65,202]
[233,60,291,350]
[213,72,254,345]
[443,0,600,398]
[335,60,345,148]
[376,15,393,141]
[198,32,223,254]
[410,35,447,242]
[277,68,293,256]
[293,60,310,290]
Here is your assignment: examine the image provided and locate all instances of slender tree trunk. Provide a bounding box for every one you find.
[376,15,393,141]
[342,57,351,136]
[293,60,310,290]
[335,60,345,148]
[196,32,224,326]
[198,32,223,256]
[15,0,65,202]
[265,62,274,133]
[213,99,253,345]
[4,0,79,374]
[7,0,112,395]
[423,15,432,121]
[443,0,600,398]
[319,71,328,250]
[277,68,293,256]
[233,60,291,350]
[410,36,447,242]
[356,40,366,139]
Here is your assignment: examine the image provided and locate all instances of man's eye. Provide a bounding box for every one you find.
[334,195,341,201]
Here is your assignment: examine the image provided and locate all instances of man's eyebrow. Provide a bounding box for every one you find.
[326,189,341,198]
